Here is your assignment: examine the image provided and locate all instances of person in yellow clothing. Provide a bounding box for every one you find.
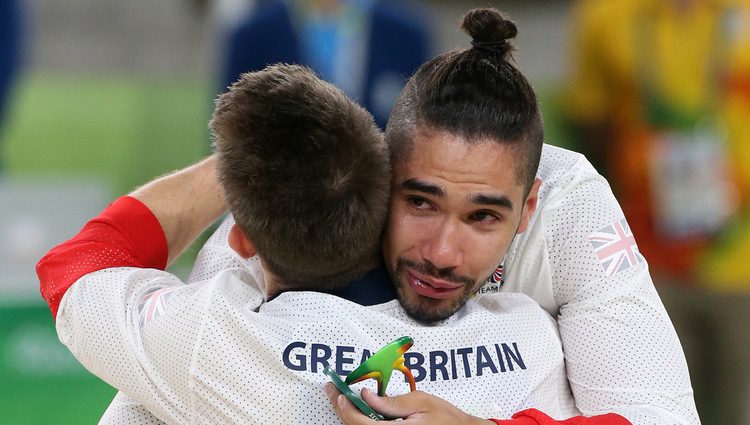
[564,0,750,423]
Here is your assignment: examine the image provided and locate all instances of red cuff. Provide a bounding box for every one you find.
[96,196,168,269]
[490,416,538,425]
[37,196,168,318]
[490,409,631,425]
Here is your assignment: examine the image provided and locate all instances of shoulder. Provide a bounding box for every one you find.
[467,292,551,321]
[500,145,628,312]
[524,145,625,250]
[535,144,608,212]
[537,144,599,187]
[533,147,627,244]
[196,267,266,311]
[66,265,265,320]
[466,293,557,331]
[464,294,562,351]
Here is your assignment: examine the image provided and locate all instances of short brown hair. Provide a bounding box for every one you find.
[211,64,390,290]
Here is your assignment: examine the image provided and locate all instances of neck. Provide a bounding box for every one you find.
[264,278,283,299]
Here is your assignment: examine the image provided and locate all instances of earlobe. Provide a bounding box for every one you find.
[228,224,257,259]
[516,177,542,234]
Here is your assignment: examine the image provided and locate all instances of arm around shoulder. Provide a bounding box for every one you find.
[541,168,700,424]
[130,155,226,265]
[37,155,227,318]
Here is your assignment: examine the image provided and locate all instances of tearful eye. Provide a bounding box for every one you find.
[470,211,499,224]
[407,196,432,210]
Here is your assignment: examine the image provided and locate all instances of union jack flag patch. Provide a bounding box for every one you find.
[138,286,178,326]
[588,218,644,277]
[487,262,505,285]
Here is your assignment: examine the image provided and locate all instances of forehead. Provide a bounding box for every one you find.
[394,129,524,193]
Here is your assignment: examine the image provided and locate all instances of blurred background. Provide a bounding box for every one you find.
[1,0,749,424]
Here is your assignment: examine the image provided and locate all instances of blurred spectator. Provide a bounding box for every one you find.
[0,0,24,172]
[564,0,750,424]
[218,0,431,128]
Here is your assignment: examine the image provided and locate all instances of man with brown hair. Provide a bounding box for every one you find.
[211,63,390,292]
[35,64,400,422]
[38,63,390,314]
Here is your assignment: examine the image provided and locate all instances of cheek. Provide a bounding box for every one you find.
[468,231,515,275]
[387,209,434,247]
[384,211,415,257]
[469,243,501,276]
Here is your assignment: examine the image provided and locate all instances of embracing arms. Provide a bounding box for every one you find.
[37,156,226,318]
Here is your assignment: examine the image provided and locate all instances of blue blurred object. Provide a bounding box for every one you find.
[0,0,23,123]
[220,0,431,129]
[0,0,24,171]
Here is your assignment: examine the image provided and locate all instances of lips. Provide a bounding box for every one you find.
[406,271,462,299]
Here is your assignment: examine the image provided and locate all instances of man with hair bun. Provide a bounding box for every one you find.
[328,8,698,425]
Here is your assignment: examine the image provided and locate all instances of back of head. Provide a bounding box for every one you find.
[387,8,543,193]
[211,64,390,290]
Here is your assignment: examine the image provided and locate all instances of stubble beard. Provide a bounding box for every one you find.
[390,257,484,324]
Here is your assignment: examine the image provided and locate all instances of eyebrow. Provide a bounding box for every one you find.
[401,178,444,197]
[471,194,514,210]
[401,178,514,210]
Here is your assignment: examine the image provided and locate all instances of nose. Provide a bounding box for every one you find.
[420,218,463,270]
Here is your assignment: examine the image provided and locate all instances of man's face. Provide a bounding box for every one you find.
[383,128,540,323]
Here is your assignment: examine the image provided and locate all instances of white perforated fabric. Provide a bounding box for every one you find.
[58,265,577,424]
[97,144,699,425]
[481,144,699,424]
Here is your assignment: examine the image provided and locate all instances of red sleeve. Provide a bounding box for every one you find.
[490,409,631,425]
[36,196,168,319]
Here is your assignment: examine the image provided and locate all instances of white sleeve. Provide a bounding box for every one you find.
[543,168,701,424]
[99,216,266,425]
[56,268,210,424]
[98,392,166,425]
[187,215,266,291]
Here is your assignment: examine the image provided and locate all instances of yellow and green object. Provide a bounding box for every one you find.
[324,336,417,421]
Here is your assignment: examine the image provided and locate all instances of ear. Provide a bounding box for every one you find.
[516,177,542,234]
[228,223,257,259]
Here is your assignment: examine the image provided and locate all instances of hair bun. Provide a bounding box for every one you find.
[461,8,517,56]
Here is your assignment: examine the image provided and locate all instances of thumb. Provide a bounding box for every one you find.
[360,388,425,419]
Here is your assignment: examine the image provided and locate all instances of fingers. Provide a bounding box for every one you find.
[324,383,377,425]
[324,383,431,423]
[326,384,480,425]
[360,388,423,419]
[362,389,477,425]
